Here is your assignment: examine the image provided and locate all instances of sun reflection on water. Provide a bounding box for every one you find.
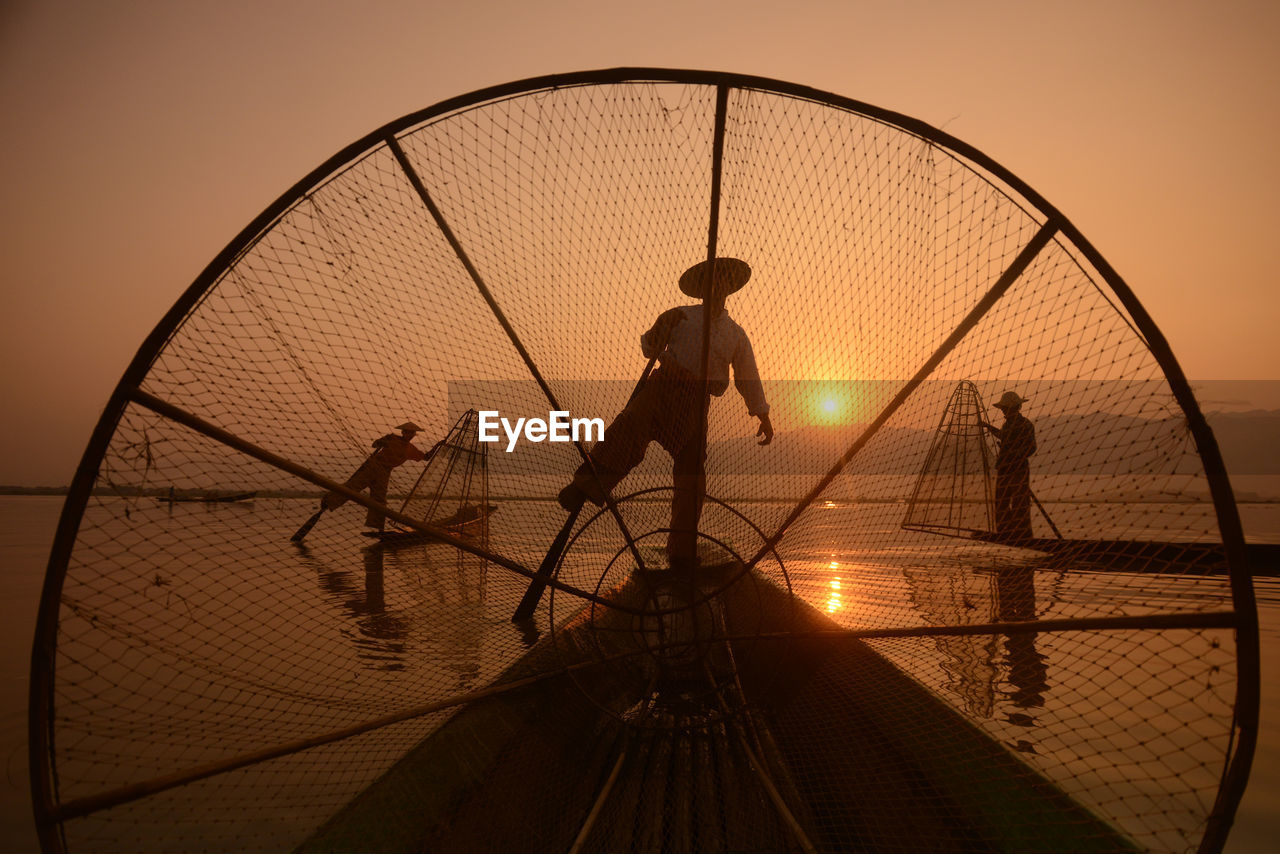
[826,561,842,613]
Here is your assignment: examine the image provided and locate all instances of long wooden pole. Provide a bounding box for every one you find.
[684,84,730,566]
[385,135,649,575]
[125,387,640,615]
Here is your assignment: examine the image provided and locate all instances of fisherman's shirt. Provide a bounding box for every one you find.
[994,413,1036,471]
[641,304,770,416]
[371,434,426,468]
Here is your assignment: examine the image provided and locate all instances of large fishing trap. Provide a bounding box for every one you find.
[32,69,1259,853]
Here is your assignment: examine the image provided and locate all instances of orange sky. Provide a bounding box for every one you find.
[0,0,1277,486]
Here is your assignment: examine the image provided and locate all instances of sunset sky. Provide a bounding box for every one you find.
[1,0,1277,486]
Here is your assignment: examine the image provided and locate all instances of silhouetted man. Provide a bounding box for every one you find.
[558,258,773,567]
[322,421,428,530]
[983,391,1036,540]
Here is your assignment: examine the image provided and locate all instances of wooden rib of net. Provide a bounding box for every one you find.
[31,70,1257,854]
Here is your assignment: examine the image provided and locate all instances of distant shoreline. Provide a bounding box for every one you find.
[0,485,322,499]
[1,486,1277,503]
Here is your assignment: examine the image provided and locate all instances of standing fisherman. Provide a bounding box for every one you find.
[293,422,431,541]
[557,258,773,568]
[982,392,1036,540]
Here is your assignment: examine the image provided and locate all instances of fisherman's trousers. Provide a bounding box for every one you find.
[322,459,393,528]
[568,364,707,564]
[994,462,1032,540]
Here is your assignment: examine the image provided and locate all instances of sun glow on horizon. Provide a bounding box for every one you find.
[811,384,856,425]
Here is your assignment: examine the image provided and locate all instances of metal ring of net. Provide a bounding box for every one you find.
[548,487,795,733]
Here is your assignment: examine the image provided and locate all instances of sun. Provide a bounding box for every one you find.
[811,385,853,425]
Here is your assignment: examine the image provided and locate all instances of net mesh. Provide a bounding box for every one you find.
[33,72,1254,854]
[903,380,998,537]
[390,409,492,538]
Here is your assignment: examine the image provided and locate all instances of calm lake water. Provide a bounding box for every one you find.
[1,494,1277,852]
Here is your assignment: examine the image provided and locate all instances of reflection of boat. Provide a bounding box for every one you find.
[157,488,257,503]
[901,561,1049,744]
[902,565,1001,717]
[303,542,412,671]
[974,534,1280,577]
[363,503,497,543]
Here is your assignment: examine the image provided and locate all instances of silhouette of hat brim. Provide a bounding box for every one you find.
[678,257,752,299]
[992,392,1027,410]
[395,422,424,432]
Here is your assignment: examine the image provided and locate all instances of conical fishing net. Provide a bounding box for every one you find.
[390,409,492,539]
[32,70,1258,854]
[903,380,998,537]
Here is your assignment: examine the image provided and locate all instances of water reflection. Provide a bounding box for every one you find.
[903,561,1048,746]
[824,559,844,613]
[904,564,1000,717]
[300,543,411,670]
[348,546,412,670]
[295,539,498,686]
[993,566,1048,717]
[384,542,487,691]
[826,575,843,613]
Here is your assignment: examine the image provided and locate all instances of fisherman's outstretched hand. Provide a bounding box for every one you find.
[756,414,774,446]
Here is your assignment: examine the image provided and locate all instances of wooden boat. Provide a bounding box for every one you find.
[363,503,497,543]
[296,562,1138,853]
[971,533,1280,577]
[157,488,258,503]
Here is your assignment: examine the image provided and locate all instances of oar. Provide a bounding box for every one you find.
[511,334,671,622]
[1030,489,1062,539]
[290,506,326,542]
[290,447,382,543]
[625,349,662,406]
[512,504,581,620]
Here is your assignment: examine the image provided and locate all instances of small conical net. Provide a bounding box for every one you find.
[392,409,491,537]
[903,380,997,537]
[30,71,1257,854]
